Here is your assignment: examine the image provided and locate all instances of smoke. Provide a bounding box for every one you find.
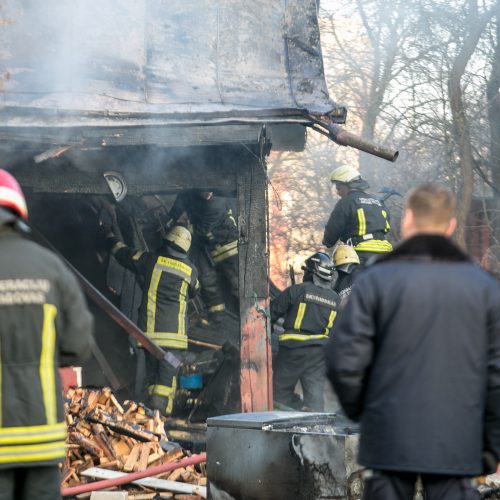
[2,1,145,109]
[1,0,332,118]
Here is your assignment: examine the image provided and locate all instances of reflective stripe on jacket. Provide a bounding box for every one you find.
[210,239,238,263]
[111,240,199,350]
[271,281,339,348]
[323,190,392,252]
[0,225,93,468]
[355,239,393,253]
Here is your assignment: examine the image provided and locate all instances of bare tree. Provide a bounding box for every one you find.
[268,0,500,272]
[448,0,499,244]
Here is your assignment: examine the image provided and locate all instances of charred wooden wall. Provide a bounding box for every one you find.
[8,142,273,412]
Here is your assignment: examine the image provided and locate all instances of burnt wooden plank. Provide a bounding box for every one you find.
[12,147,238,194]
[237,154,272,411]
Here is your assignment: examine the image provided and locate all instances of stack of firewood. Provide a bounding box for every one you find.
[61,387,206,499]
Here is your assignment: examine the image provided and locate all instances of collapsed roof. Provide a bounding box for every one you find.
[0,0,345,149]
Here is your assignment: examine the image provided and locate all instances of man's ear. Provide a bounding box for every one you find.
[445,217,457,237]
[401,208,413,238]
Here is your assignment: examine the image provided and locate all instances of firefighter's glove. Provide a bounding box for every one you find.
[271,318,284,357]
[164,216,175,231]
[98,208,115,239]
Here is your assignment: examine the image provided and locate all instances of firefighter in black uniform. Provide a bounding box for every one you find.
[271,252,339,412]
[167,190,238,322]
[323,164,392,265]
[0,169,94,500]
[101,220,199,417]
[332,243,360,308]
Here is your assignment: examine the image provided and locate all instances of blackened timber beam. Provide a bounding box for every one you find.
[12,146,239,195]
[237,156,273,412]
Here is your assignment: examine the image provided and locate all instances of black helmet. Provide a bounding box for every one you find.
[303,252,334,282]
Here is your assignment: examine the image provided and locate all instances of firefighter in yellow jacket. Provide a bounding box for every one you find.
[323,164,392,265]
[0,169,94,500]
[101,220,199,417]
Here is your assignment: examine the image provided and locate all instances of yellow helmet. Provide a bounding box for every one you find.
[329,164,361,184]
[165,225,192,253]
[333,244,360,266]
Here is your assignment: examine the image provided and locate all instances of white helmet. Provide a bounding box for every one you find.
[165,226,192,253]
[329,164,361,184]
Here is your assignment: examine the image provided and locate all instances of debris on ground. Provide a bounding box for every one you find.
[61,387,206,499]
[479,473,500,499]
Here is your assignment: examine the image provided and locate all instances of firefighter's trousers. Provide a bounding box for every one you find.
[273,344,326,412]
[191,243,238,313]
[145,348,187,417]
[362,471,480,500]
[215,253,239,302]
[0,465,61,500]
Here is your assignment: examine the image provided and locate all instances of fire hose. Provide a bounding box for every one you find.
[61,452,206,497]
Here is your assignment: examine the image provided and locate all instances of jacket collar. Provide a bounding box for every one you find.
[312,274,333,289]
[0,207,18,227]
[164,244,187,260]
[347,178,370,191]
[0,208,30,237]
[375,234,470,264]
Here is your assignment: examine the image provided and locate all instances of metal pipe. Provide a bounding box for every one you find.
[330,125,399,162]
[307,115,399,162]
[60,452,207,497]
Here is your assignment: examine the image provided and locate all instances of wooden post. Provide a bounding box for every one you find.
[237,156,273,412]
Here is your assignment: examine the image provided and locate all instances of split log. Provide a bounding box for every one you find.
[68,432,102,458]
[110,394,125,414]
[124,444,142,473]
[61,386,205,494]
[136,444,151,472]
[91,423,116,460]
[87,412,158,442]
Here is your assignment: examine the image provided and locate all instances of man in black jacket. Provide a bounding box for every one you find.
[272,252,339,411]
[323,164,392,265]
[0,169,93,500]
[102,221,199,416]
[326,184,500,500]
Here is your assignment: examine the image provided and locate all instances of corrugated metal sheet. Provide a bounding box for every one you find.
[0,0,335,127]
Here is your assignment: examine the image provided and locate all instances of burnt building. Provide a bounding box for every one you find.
[0,0,395,418]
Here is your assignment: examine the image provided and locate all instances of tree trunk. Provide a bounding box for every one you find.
[448,3,497,247]
[487,14,500,246]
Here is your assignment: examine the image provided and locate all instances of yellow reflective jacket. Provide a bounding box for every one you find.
[111,240,199,350]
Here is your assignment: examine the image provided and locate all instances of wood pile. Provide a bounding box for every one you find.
[62,387,206,499]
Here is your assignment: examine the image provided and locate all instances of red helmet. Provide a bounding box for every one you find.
[0,169,28,220]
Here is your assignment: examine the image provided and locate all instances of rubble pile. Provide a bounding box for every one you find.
[480,473,500,499]
[62,387,206,499]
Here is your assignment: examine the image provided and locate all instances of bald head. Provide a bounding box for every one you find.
[401,184,457,239]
